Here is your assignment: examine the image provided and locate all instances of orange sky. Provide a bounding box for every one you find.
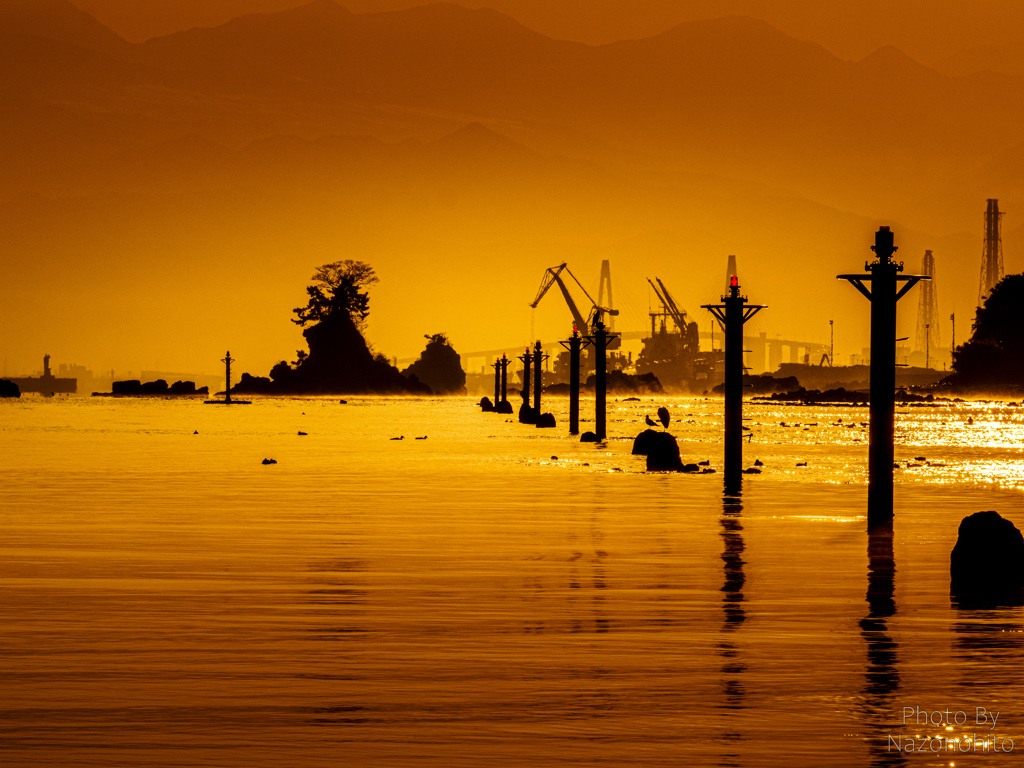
[3,1,1023,380]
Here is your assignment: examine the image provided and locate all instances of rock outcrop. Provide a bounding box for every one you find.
[951,511,1024,605]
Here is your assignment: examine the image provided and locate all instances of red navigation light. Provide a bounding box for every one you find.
[573,325,578,333]
[730,275,739,287]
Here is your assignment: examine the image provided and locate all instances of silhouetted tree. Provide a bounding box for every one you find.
[233,261,429,395]
[953,274,1024,386]
[402,333,467,394]
[293,260,378,330]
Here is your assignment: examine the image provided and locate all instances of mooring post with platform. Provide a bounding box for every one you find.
[559,327,590,435]
[586,318,619,441]
[518,348,532,408]
[492,358,502,406]
[839,227,928,529]
[703,277,766,490]
[223,351,234,404]
[532,341,548,415]
[499,354,510,404]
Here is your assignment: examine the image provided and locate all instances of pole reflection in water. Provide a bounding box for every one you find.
[860,522,905,767]
[718,486,747,767]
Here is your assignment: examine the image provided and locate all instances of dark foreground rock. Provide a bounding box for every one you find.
[645,432,684,472]
[495,400,514,414]
[631,429,660,455]
[951,511,1024,605]
[535,413,556,428]
[479,396,495,412]
[580,431,600,442]
[519,403,539,424]
[0,379,20,398]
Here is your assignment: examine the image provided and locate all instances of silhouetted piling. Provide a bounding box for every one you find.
[559,328,589,435]
[518,347,532,406]
[499,354,510,403]
[703,277,765,490]
[839,227,928,529]
[532,341,546,414]
[223,351,234,404]
[586,318,618,441]
[492,358,501,406]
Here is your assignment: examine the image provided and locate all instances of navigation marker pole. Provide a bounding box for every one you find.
[839,227,928,529]
[703,276,766,491]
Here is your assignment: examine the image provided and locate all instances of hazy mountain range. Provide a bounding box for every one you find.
[2,0,1022,373]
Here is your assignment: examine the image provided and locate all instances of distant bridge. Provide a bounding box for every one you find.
[402,331,828,375]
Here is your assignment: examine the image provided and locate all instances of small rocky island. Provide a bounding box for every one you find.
[232,261,444,395]
[96,380,209,396]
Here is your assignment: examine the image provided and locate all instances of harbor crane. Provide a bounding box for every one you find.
[530,263,620,345]
[646,277,690,333]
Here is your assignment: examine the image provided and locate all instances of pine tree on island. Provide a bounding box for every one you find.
[233,261,430,395]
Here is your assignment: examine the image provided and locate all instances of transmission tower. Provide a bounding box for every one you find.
[978,198,1004,306]
[915,250,939,358]
[597,259,615,332]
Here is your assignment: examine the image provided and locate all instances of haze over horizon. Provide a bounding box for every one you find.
[3,0,1023,378]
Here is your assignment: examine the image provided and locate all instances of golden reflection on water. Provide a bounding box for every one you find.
[2,396,1024,766]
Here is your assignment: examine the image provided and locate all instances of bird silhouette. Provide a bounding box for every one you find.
[645,414,657,427]
[657,407,670,428]
[390,436,404,441]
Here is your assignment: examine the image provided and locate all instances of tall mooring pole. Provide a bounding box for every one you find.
[839,227,928,529]
[532,341,548,415]
[559,327,591,435]
[586,317,619,441]
[492,358,501,406]
[518,348,532,407]
[499,354,510,403]
[703,277,766,490]
[222,351,234,404]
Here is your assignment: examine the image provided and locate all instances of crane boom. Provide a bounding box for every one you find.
[531,263,618,336]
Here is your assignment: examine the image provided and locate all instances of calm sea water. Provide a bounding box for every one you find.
[2,395,1024,767]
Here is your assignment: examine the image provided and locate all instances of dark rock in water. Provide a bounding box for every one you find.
[401,333,467,395]
[623,397,641,402]
[535,412,556,428]
[168,380,197,395]
[681,463,700,473]
[743,467,762,474]
[519,403,539,424]
[140,379,169,394]
[698,460,710,466]
[112,379,143,395]
[298,431,307,436]
[631,429,660,456]
[645,432,684,472]
[914,456,926,462]
[550,456,558,460]
[262,458,277,465]
[495,400,514,414]
[702,468,717,474]
[479,396,495,412]
[0,379,20,398]
[951,511,1024,605]
[580,431,600,443]
[339,399,348,404]
[657,406,670,428]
